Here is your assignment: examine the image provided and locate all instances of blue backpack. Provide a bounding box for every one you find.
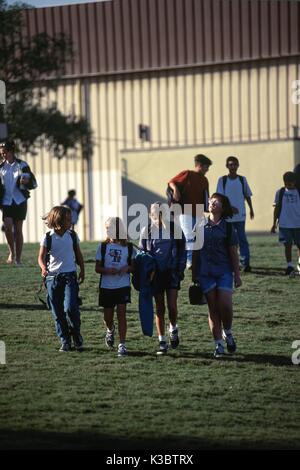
[132,250,156,292]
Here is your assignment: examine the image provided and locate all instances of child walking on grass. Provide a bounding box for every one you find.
[195,193,242,358]
[271,171,300,276]
[38,206,85,352]
[95,217,135,357]
[139,202,186,355]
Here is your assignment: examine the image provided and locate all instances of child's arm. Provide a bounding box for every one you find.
[38,246,48,278]
[245,196,254,219]
[74,244,85,283]
[228,245,242,288]
[271,204,279,233]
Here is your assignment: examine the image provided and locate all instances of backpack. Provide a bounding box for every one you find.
[166,171,190,207]
[45,230,79,267]
[277,187,300,219]
[222,175,246,198]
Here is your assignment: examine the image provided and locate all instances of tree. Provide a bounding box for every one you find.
[0,0,91,158]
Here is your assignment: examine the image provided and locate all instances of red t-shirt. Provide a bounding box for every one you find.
[169,170,209,216]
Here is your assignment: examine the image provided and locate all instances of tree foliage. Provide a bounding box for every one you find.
[0,0,91,158]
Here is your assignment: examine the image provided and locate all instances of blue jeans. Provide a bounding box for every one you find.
[46,272,81,345]
[232,221,250,267]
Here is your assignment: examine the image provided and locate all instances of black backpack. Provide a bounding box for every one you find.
[277,187,300,219]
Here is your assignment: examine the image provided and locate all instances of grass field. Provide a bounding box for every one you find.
[0,235,300,450]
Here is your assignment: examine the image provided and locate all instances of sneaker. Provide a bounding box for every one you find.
[156,341,168,355]
[222,332,237,354]
[105,326,115,349]
[117,343,127,357]
[213,343,225,358]
[59,342,71,352]
[169,329,179,349]
[285,266,295,277]
[73,334,84,351]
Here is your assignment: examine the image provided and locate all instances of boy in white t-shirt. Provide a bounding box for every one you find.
[271,172,300,276]
[216,156,254,272]
[38,206,85,352]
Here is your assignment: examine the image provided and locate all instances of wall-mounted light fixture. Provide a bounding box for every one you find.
[138,124,151,142]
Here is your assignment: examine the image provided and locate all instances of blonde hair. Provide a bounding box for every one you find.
[43,206,71,231]
[105,216,128,246]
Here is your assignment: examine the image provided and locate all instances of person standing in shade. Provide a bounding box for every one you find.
[0,139,37,265]
[62,190,83,230]
[168,154,212,269]
[216,156,254,272]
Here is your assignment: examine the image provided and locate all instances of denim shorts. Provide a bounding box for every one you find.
[198,271,233,294]
[279,227,300,246]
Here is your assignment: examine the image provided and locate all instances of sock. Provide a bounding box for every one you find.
[224,328,232,337]
[169,324,178,333]
[107,326,114,333]
[214,339,225,347]
[287,262,293,267]
[298,257,300,265]
[158,335,166,342]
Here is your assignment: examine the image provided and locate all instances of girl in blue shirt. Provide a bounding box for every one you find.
[195,193,242,358]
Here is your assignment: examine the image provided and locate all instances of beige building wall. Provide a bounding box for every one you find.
[122,140,296,232]
[1,59,299,244]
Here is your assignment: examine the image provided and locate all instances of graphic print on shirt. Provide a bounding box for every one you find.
[109,248,122,263]
[284,193,298,204]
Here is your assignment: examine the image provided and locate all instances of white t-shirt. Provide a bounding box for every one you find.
[274,188,300,228]
[40,230,79,274]
[0,159,27,205]
[95,242,135,289]
[216,175,252,222]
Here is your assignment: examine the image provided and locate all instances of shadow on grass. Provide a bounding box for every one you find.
[250,267,287,276]
[0,303,47,311]
[0,428,297,450]
[169,351,292,367]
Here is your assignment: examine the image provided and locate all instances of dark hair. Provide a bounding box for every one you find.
[226,156,239,166]
[194,154,212,166]
[210,192,233,218]
[68,190,76,197]
[0,139,15,152]
[283,171,296,183]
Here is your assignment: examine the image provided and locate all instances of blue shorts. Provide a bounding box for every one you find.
[279,228,300,246]
[198,271,233,294]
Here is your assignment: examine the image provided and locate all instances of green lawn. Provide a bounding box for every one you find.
[0,236,299,450]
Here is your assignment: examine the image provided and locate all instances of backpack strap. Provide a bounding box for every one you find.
[45,231,52,267]
[127,242,133,266]
[46,230,79,266]
[100,241,108,267]
[222,175,227,192]
[223,175,246,198]
[277,187,286,220]
[70,230,80,264]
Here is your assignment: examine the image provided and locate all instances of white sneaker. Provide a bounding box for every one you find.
[117,343,128,357]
